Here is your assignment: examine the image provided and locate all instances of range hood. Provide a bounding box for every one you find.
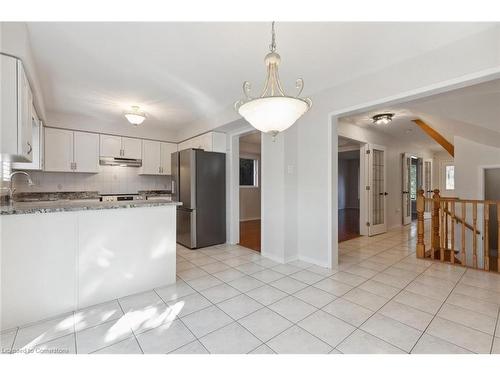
[99,157,142,167]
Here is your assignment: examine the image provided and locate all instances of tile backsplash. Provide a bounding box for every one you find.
[10,165,172,194]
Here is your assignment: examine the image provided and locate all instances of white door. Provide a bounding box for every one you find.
[122,137,142,159]
[44,128,74,172]
[160,142,177,175]
[402,153,412,225]
[423,158,433,219]
[368,144,387,236]
[99,135,122,158]
[74,131,99,173]
[140,140,161,175]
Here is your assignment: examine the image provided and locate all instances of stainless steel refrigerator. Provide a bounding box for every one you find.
[171,148,226,249]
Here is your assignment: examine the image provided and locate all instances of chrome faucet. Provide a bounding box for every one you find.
[8,171,34,203]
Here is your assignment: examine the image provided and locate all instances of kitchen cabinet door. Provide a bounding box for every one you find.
[99,134,122,158]
[140,140,161,175]
[160,142,177,175]
[74,131,99,173]
[12,105,43,171]
[18,61,33,162]
[122,137,142,159]
[44,128,74,172]
[0,55,33,162]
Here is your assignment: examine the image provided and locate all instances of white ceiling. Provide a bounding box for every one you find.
[339,78,500,151]
[26,22,497,137]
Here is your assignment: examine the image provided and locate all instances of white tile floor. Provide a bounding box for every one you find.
[2,224,500,354]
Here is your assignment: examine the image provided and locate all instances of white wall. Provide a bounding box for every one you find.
[1,22,46,120]
[454,136,500,200]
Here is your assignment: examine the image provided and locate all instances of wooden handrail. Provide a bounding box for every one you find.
[416,188,500,272]
[443,207,481,235]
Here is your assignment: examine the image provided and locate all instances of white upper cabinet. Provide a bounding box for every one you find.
[44,128,74,172]
[122,137,142,159]
[12,103,44,171]
[99,135,122,158]
[45,128,99,173]
[74,131,99,173]
[178,132,226,153]
[160,142,177,175]
[99,135,142,159]
[140,140,177,175]
[1,55,33,162]
[140,140,161,175]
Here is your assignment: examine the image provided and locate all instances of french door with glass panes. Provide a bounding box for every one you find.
[367,144,387,236]
[423,158,433,219]
[402,153,412,225]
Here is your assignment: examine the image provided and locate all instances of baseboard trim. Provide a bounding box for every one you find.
[239,217,261,222]
[298,255,332,269]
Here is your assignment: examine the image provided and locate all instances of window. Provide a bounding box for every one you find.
[240,158,258,187]
[410,164,417,200]
[445,165,455,190]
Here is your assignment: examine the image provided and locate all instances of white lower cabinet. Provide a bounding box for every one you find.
[140,140,177,175]
[0,205,177,329]
[44,127,99,173]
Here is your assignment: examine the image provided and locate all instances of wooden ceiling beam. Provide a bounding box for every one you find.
[412,119,454,157]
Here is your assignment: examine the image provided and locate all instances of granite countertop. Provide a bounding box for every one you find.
[1,199,182,216]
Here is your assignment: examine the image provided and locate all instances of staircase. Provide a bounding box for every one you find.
[416,189,500,272]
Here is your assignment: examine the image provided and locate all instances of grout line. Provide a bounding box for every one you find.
[407,267,468,353]
[489,301,500,354]
[116,298,144,354]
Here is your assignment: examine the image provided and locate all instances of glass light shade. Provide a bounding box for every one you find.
[124,113,146,125]
[237,96,309,135]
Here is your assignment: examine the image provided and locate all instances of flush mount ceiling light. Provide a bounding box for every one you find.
[124,106,146,126]
[372,113,394,126]
[234,22,312,138]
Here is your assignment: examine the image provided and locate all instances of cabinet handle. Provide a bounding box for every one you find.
[27,142,32,154]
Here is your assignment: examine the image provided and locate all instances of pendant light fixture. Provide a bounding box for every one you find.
[235,22,312,137]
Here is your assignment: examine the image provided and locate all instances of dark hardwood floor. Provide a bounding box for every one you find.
[338,208,360,243]
[239,219,261,252]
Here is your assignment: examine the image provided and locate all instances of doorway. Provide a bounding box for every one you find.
[402,154,424,224]
[238,132,261,251]
[338,149,360,242]
[484,168,500,271]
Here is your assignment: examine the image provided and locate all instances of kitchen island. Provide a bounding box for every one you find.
[0,199,181,330]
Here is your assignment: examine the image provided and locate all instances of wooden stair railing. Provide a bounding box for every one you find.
[416,189,500,272]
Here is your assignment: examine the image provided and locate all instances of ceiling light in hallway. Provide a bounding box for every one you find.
[235,22,312,137]
[372,113,394,126]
